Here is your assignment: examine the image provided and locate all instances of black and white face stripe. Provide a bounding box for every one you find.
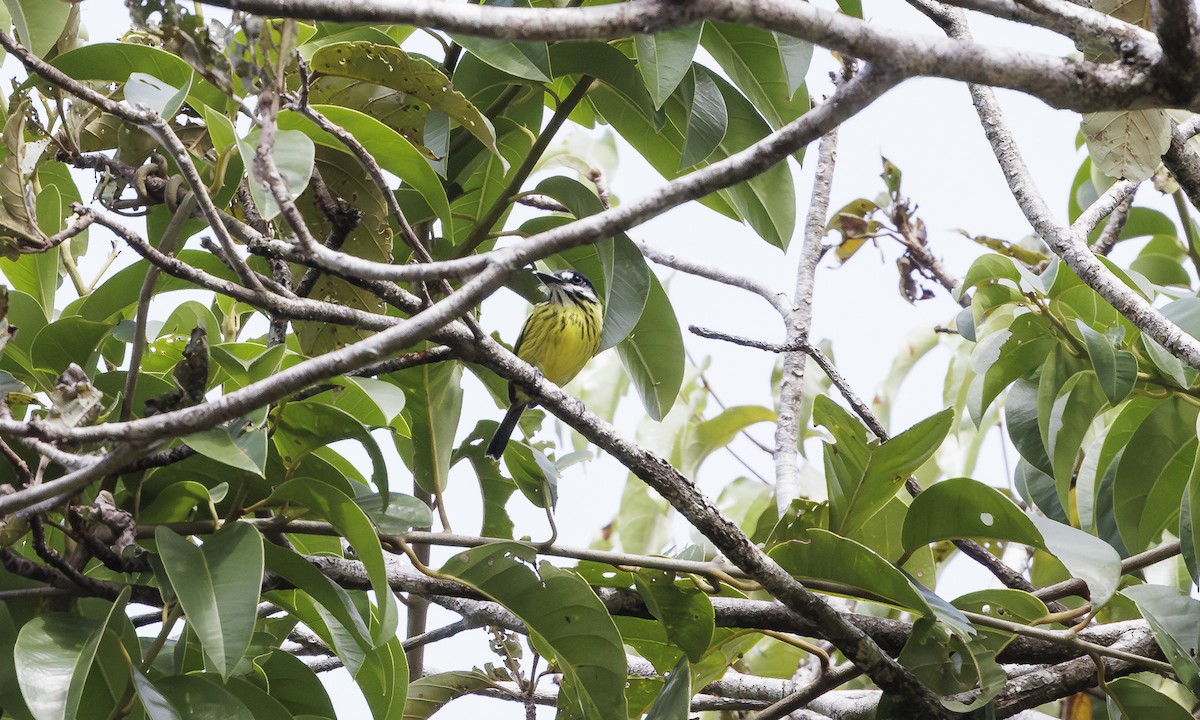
[535,269,600,305]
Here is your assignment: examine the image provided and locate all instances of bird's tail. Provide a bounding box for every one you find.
[486,403,526,459]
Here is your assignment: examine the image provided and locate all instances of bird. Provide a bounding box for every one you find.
[485,268,603,460]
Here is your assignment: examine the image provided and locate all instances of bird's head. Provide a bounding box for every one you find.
[535,269,600,305]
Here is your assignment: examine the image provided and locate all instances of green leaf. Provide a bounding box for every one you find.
[953,588,1049,624]
[0,602,33,720]
[633,570,714,663]
[1144,299,1200,386]
[1005,377,1052,475]
[221,675,299,720]
[271,479,400,645]
[1131,252,1190,286]
[961,253,1023,292]
[901,477,1044,553]
[355,634,409,720]
[1076,395,1157,534]
[635,25,702,110]
[138,480,214,524]
[1106,676,1192,720]
[549,41,659,125]
[836,0,864,18]
[1029,516,1121,608]
[1076,321,1136,405]
[355,492,433,534]
[681,405,775,477]
[1184,430,1200,583]
[131,668,182,720]
[262,543,373,659]
[451,34,551,82]
[826,407,954,536]
[813,395,870,474]
[14,613,103,720]
[392,361,462,493]
[155,675,256,720]
[679,65,728,169]
[124,72,191,119]
[402,671,494,720]
[182,412,268,477]
[700,23,810,136]
[894,617,1004,713]
[5,0,70,58]
[1122,585,1200,696]
[968,313,1057,424]
[502,440,559,509]
[330,376,408,429]
[237,127,315,221]
[1113,396,1198,552]
[259,651,336,718]
[279,105,453,235]
[617,274,684,421]
[770,530,933,616]
[453,421,517,539]
[273,400,388,493]
[8,163,75,311]
[590,61,795,249]
[310,41,499,157]
[50,42,228,113]
[154,522,264,679]
[1043,371,1108,508]
[441,543,627,720]
[1081,109,1170,183]
[1183,485,1199,583]
[642,655,691,720]
[30,316,113,376]
[774,32,813,97]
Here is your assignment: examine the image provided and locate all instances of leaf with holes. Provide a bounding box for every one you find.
[902,477,1044,553]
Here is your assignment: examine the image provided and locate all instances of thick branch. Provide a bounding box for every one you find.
[1154,0,1200,91]
[775,128,837,511]
[939,0,1154,50]
[200,0,1170,111]
[1163,122,1200,214]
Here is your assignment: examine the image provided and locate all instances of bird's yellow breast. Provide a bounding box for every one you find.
[512,299,601,403]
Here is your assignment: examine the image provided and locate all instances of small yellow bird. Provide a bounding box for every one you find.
[486,269,603,459]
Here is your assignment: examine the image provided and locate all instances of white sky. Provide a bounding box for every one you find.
[30,0,1175,716]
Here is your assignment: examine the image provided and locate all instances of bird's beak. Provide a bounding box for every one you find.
[534,271,560,285]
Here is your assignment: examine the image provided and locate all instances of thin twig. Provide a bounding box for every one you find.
[1089,185,1136,255]
[637,241,790,316]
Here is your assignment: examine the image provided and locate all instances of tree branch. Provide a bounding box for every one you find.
[1153,0,1200,88]
[635,241,789,316]
[775,127,837,511]
[197,0,1172,111]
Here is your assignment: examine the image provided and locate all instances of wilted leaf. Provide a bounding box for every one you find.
[1080,110,1170,183]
